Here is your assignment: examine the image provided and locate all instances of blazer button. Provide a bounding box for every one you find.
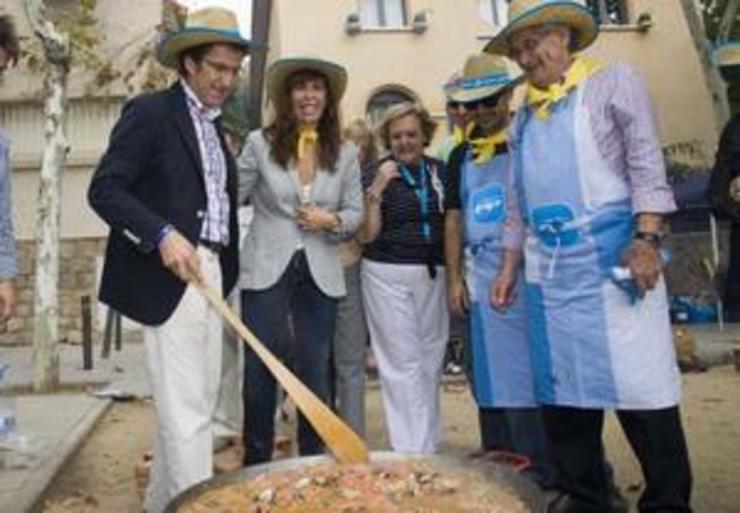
[197,210,205,219]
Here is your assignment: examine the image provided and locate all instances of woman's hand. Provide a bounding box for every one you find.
[367,160,400,198]
[296,205,339,232]
[447,277,470,318]
[622,239,663,294]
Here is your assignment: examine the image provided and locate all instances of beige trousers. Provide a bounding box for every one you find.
[142,247,223,513]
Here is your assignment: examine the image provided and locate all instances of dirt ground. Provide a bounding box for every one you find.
[40,366,740,513]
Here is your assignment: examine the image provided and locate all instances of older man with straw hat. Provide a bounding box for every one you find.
[485,1,692,512]
[88,6,249,512]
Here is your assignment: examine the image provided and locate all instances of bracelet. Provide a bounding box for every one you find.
[633,231,663,248]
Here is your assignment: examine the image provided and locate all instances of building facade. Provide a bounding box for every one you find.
[0,0,723,345]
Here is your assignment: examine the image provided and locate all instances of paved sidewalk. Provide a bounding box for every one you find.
[0,343,149,513]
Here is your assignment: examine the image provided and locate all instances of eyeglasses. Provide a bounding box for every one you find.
[446,101,464,110]
[201,58,240,80]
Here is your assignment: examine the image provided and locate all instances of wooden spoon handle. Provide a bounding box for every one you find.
[197,283,370,465]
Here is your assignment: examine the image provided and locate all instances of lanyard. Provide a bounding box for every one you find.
[398,159,431,241]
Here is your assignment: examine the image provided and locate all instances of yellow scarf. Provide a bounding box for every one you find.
[297,128,319,159]
[526,57,606,119]
[469,127,507,165]
[452,123,475,146]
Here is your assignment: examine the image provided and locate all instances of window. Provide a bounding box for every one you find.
[359,0,407,29]
[587,0,628,25]
[366,87,416,125]
[479,0,508,28]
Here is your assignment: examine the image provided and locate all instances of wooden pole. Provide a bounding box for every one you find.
[248,0,273,129]
[81,295,93,370]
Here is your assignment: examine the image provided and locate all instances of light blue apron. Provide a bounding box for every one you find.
[513,77,681,410]
[461,148,537,408]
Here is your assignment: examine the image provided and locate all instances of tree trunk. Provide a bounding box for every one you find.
[681,0,731,130]
[25,4,71,392]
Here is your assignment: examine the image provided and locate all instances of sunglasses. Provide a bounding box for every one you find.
[463,94,503,110]
[446,100,464,110]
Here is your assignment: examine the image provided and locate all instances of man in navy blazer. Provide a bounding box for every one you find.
[88,7,249,512]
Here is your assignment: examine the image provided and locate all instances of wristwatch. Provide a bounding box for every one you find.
[633,230,664,248]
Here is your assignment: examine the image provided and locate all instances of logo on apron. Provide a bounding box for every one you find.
[470,185,505,224]
[531,203,581,248]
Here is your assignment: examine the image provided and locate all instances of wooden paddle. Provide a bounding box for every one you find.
[197,283,370,465]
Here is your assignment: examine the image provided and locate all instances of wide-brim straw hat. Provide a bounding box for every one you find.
[484,0,598,56]
[157,7,251,68]
[449,53,520,103]
[715,42,740,82]
[266,56,348,103]
[443,71,463,101]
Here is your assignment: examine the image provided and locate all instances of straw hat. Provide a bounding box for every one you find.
[484,0,598,56]
[156,6,250,68]
[443,72,463,101]
[449,53,520,103]
[265,56,348,103]
[715,42,740,82]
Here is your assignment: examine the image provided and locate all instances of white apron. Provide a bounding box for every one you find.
[513,78,681,410]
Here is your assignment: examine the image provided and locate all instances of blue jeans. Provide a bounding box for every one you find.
[241,251,337,465]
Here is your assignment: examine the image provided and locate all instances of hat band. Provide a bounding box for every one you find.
[460,74,512,90]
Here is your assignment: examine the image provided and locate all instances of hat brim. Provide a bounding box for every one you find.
[157,28,250,68]
[450,77,521,103]
[484,3,598,56]
[266,57,348,103]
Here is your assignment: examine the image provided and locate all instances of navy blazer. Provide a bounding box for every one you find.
[88,82,239,326]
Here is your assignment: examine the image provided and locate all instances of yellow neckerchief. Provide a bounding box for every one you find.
[468,125,508,165]
[452,123,474,146]
[526,57,606,119]
[297,128,319,159]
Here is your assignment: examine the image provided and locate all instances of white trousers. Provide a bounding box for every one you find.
[143,247,223,513]
[361,260,449,453]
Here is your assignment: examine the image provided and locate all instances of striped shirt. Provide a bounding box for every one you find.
[504,62,677,249]
[362,156,447,265]
[182,80,230,246]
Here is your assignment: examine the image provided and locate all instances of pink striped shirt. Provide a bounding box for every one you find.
[503,62,676,250]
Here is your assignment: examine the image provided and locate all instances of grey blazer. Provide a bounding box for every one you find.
[236,129,364,298]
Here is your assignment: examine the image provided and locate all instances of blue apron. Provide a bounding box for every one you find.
[513,76,681,410]
[461,149,537,408]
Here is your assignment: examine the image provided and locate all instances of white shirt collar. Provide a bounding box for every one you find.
[180,79,221,122]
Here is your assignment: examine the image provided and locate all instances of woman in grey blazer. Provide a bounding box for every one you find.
[236,56,363,465]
